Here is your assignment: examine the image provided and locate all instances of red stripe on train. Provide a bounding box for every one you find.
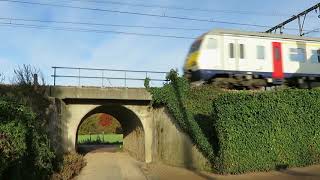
[272,42,284,79]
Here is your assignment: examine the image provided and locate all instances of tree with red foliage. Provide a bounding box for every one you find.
[98,114,113,127]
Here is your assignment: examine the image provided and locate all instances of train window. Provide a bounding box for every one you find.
[189,39,202,54]
[257,46,265,59]
[310,50,320,63]
[206,38,217,49]
[229,43,235,58]
[275,47,281,60]
[240,44,245,59]
[289,48,306,62]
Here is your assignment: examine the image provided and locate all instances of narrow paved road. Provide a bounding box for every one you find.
[76,151,320,180]
[75,152,147,180]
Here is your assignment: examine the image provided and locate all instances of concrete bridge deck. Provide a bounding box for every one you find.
[49,86,152,101]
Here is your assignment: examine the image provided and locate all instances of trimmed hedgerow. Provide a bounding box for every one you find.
[213,89,320,174]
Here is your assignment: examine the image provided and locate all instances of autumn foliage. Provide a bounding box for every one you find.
[98,114,113,127]
[78,113,122,135]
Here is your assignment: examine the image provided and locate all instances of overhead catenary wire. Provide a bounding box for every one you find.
[0,21,197,39]
[0,16,310,33]
[0,0,287,29]
[0,17,209,31]
[301,28,320,36]
[49,0,295,17]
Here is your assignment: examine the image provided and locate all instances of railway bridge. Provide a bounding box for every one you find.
[47,67,209,169]
[49,86,153,162]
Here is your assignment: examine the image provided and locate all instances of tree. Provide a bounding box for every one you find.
[98,114,113,127]
[0,73,4,84]
[12,64,45,86]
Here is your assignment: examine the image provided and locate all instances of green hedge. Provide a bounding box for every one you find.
[213,90,320,174]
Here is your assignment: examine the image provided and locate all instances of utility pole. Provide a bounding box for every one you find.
[266,3,320,36]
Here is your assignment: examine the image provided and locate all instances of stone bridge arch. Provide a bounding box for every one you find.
[61,102,153,163]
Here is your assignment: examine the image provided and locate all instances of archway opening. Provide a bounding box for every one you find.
[76,105,145,161]
[77,113,123,153]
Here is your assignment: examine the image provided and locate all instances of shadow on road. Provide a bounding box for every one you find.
[278,169,320,177]
[77,144,122,154]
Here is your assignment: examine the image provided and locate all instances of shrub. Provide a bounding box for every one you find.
[0,65,56,179]
[0,121,27,174]
[51,153,86,180]
[213,89,320,174]
[0,98,32,175]
[0,97,55,179]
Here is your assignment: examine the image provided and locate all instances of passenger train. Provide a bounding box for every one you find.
[183,29,320,88]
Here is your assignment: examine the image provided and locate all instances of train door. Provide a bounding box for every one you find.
[225,39,237,71]
[202,37,220,69]
[272,42,284,79]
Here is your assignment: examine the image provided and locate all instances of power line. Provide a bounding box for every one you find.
[302,28,320,36]
[0,17,208,31]
[0,16,309,34]
[50,0,294,17]
[0,21,197,39]
[0,0,281,28]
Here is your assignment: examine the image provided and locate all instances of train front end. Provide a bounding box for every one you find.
[183,38,203,82]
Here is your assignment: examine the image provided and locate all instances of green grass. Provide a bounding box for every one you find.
[77,134,123,144]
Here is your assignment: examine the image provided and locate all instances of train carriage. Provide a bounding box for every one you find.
[184,29,320,88]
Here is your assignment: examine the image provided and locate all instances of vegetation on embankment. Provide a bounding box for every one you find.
[147,70,320,174]
[147,70,223,172]
[0,96,55,179]
[0,65,85,180]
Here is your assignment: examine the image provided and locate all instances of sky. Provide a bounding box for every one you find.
[0,0,319,86]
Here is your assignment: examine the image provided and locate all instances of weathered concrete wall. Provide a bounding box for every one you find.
[123,126,145,161]
[47,97,73,154]
[152,107,211,171]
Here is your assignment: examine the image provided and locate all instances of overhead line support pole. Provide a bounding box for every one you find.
[266,3,320,36]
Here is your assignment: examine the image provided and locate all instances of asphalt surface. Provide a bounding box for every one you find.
[76,152,147,180]
[75,151,320,180]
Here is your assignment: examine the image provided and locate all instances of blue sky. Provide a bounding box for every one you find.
[0,0,319,86]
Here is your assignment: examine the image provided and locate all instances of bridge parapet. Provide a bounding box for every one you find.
[49,86,152,101]
[52,66,168,88]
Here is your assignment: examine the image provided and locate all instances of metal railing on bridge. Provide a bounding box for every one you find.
[52,66,169,87]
